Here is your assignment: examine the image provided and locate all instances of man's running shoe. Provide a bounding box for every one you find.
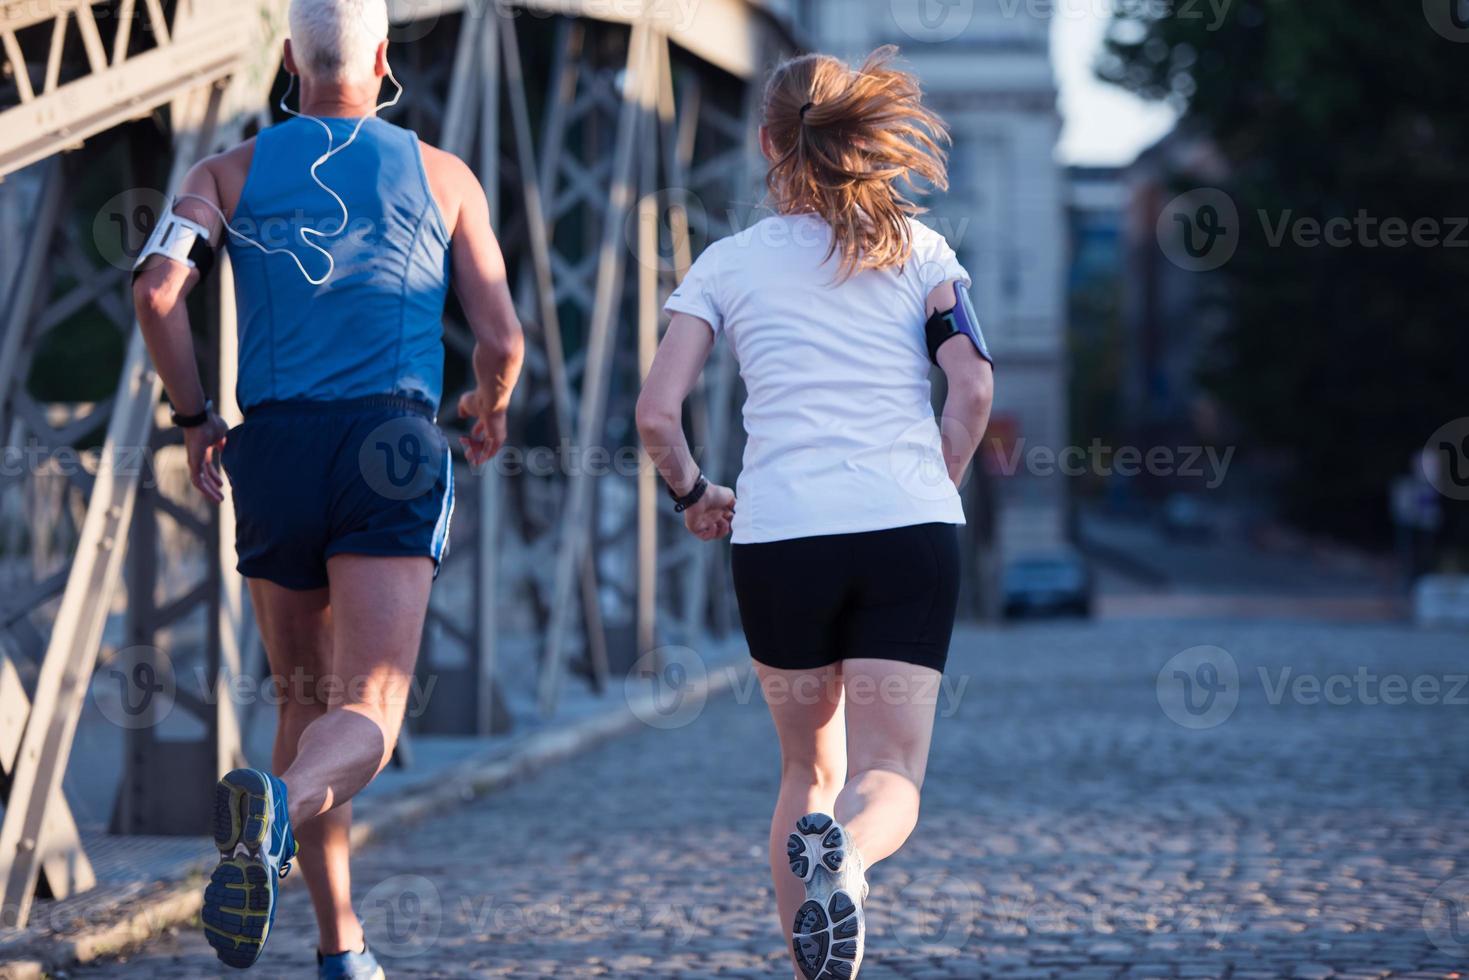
[203,768,298,969]
[318,942,386,980]
[787,812,867,980]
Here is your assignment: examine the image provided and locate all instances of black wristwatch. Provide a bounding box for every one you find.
[669,474,710,513]
[171,399,215,429]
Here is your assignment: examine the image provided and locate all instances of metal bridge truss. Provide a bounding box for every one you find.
[0,0,790,930]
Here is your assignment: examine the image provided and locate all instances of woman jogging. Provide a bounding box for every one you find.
[636,46,995,980]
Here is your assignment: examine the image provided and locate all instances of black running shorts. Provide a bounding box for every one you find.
[730,522,961,673]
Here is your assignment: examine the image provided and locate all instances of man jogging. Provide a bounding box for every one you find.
[131,0,524,975]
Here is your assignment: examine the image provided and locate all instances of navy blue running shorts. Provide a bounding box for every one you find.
[220,396,455,591]
[730,522,961,674]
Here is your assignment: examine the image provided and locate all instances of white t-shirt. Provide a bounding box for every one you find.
[664,213,971,545]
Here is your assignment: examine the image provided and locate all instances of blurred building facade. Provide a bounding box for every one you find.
[1065,165,1126,498]
[1120,129,1230,452]
[804,1,1071,557]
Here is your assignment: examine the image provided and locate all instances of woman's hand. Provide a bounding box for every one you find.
[684,483,736,541]
[184,412,229,504]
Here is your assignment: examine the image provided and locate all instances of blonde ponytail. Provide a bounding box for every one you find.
[762,46,950,279]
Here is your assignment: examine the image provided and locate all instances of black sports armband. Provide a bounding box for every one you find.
[925,282,993,367]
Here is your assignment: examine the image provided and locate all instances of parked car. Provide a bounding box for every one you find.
[1002,551,1094,619]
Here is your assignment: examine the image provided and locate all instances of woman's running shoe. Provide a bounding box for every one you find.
[787,812,867,980]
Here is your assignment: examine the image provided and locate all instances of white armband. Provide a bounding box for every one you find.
[132,208,215,281]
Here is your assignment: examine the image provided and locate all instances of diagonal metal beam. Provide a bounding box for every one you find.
[0,655,94,901]
[539,19,657,716]
[0,81,223,929]
[0,15,243,176]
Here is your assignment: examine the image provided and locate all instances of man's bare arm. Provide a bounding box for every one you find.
[132,160,229,501]
[446,159,525,464]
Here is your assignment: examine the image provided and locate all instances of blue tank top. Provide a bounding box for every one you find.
[227,117,451,412]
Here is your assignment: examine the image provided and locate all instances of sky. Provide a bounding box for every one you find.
[1051,3,1178,167]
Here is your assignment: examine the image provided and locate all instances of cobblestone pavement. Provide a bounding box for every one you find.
[78,621,1469,979]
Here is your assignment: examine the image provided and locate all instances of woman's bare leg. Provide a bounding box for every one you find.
[756,661,847,977]
[833,658,940,866]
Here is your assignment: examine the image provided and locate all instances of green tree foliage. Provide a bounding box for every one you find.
[1099,0,1469,546]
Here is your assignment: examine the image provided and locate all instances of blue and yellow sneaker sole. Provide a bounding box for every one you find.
[203,769,296,969]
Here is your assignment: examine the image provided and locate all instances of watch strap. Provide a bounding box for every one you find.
[670,475,709,513]
[171,399,214,428]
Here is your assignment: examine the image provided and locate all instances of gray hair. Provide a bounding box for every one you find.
[288,0,389,83]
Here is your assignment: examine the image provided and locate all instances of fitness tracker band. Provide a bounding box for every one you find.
[669,474,710,513]
[171,399,215,429]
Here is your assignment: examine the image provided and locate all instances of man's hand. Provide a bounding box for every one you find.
[684,483,736,541]
[184,412,229,504]
[457,390,508,467]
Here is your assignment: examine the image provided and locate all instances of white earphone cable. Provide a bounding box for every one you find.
[178,67,405,286]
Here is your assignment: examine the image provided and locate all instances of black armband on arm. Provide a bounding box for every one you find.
[925,282,994,367]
